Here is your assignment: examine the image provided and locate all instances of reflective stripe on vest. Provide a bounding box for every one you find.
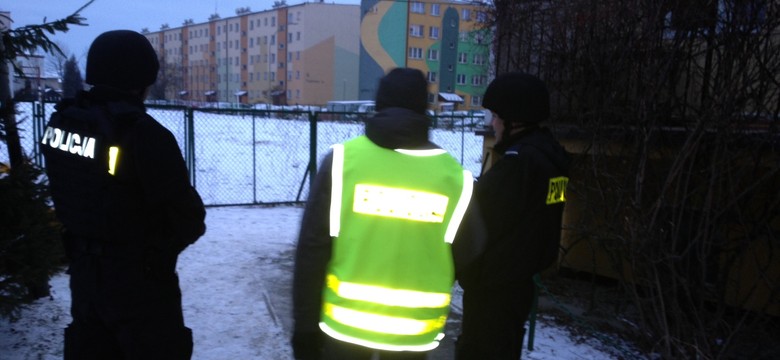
[329,142,474,243]
[323,136,472,351]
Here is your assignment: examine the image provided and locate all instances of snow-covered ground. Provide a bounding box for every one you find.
[0,205,631,360]
[2,104,637,358]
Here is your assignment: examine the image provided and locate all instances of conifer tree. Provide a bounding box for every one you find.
[0,1,92,319]
[62,54,83,99]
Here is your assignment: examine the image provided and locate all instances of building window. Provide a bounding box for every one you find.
[271,35,276,45]
[271,17,276,26]
[411,2,424,14]
[427,49,439,61]
[471,95,482,106]
[456,74,466,85]
[296,32,301,41]
[288,53,293,62]
[288,71,292,80]
[476,11,487,23]
[471,75,486,86]
[408,47,423,59]
[427,71,437,83]
[431,4,440,16]
[473,54,486,65]
[459,31,470,42]
[296,51,300,60]
[458,52,468,64]
[474,32,485,44]
[429,26,440,39]
[410,24,424,37]
[462,9,471,21]
[288,33,293,43]
[296,71,300,79]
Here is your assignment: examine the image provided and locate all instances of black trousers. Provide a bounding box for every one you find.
[323,336,429,360]
[455,278,535,360]
[64,254,193,360]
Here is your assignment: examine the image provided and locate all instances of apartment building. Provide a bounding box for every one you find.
[143,2,359,105]
[359,0,491,111]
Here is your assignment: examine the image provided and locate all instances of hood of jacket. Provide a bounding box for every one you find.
[364,107,438,150]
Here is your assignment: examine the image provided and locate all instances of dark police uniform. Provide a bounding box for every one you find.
[456,73,571,360]
[41,30,206,360]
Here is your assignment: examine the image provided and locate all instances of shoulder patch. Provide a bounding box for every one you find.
[546,176,569,205]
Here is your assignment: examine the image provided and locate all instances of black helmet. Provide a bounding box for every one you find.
[482,72,549,124]
[375,68,429,115]
[86,30,160,91]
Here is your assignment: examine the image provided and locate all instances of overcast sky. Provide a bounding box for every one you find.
[2,0,360,65]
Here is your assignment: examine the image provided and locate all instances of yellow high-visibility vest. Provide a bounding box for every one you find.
[321,135,473,352]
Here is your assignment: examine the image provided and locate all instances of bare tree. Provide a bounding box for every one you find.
[62,54,83,98]
[149,58,184,101]
[45,41,70,79]
[487,0,780,358]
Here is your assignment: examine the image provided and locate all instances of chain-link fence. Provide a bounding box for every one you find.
[7,101,488,206]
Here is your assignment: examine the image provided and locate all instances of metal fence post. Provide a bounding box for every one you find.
[31,101,47,166]
[527,273,541,351]
[252,112,257,204]
[309,111,318,191]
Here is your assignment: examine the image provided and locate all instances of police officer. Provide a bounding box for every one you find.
[456,72,571,359]
[292,68,484,360]
[41,30,206,360]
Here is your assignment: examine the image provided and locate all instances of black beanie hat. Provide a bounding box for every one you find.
[375,68,428,115]
[86,30,160,90]
[482,72,550,124]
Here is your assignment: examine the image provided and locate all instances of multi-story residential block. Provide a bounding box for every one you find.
[143,2,359,105]
[359,0,491,111]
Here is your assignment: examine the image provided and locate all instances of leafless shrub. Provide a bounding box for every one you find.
[485,0,780,358]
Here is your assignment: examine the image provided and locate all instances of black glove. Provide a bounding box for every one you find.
[292,331,323,360]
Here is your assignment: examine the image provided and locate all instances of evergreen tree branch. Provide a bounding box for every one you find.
[1,0,94,77]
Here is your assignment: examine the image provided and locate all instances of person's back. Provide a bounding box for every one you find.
[42,30,205,360]
[292,68,483,360]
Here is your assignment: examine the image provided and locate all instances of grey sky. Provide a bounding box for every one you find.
[3,0,360,65]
